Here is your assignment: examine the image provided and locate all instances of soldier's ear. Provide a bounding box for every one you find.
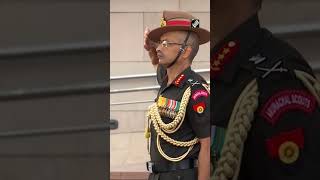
[182,46,192,59]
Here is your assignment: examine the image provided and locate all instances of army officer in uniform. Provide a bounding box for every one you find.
[144,11,211,180]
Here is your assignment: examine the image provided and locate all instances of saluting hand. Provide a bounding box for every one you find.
[144,27,159,66]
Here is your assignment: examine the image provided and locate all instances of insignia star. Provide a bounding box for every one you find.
[223,48,230,54]
[213,60,221,66]
[211,66,220,71]
[218,54,224,60]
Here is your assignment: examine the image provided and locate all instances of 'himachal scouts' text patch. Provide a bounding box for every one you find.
[192,90,209,101]
[260,90,316,126]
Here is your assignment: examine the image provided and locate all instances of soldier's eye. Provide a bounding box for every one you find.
[161,41,169,47]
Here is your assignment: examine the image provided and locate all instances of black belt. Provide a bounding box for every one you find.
[146,158,198,173]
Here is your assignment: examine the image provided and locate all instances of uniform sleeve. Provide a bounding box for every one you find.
[186,82,210,139]
[242,65,320,179]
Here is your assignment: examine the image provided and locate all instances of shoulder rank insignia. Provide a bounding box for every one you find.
[174,74,185,86]
[211,40,239,77]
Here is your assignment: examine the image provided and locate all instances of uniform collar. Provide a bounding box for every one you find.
[162,66,192,89]
[172,66,192,88]
[211,14,262,83]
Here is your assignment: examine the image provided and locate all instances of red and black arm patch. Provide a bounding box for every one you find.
[266,128,304,164]
[259,89,317,166]
[191,88,209,115]
[187,82,210,138]
[189,82,209,115]
[192,102,206,114]
[253,88,320,177]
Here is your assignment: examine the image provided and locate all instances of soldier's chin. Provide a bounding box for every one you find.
[160,59,176,68]
[158,59,168,66]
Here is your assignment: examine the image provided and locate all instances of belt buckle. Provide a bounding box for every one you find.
[146,161,154,173]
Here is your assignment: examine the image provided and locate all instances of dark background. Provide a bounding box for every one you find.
[260,0,320,76]
[0,1,109,180]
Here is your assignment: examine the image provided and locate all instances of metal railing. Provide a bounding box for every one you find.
[110,69,209,81]
[0,81,107,101]
[0,120,118,138]
[0,39,109,101]
[0,123,108,138]
[110,85,159,94]
[0,40,109,58]
[0,41,113,136]
[111,100,155,106]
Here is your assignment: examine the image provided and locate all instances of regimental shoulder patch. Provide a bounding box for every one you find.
[193,102,206,114]
[174,74,185,86]
[192,90,209,101]
[260,90,316,126]
[265,128,304,164]
[211,40,240,77]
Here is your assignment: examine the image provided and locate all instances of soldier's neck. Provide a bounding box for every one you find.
[166,63,190,86]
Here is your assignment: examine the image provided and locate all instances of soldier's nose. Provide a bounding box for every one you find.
[156,44,164,52]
